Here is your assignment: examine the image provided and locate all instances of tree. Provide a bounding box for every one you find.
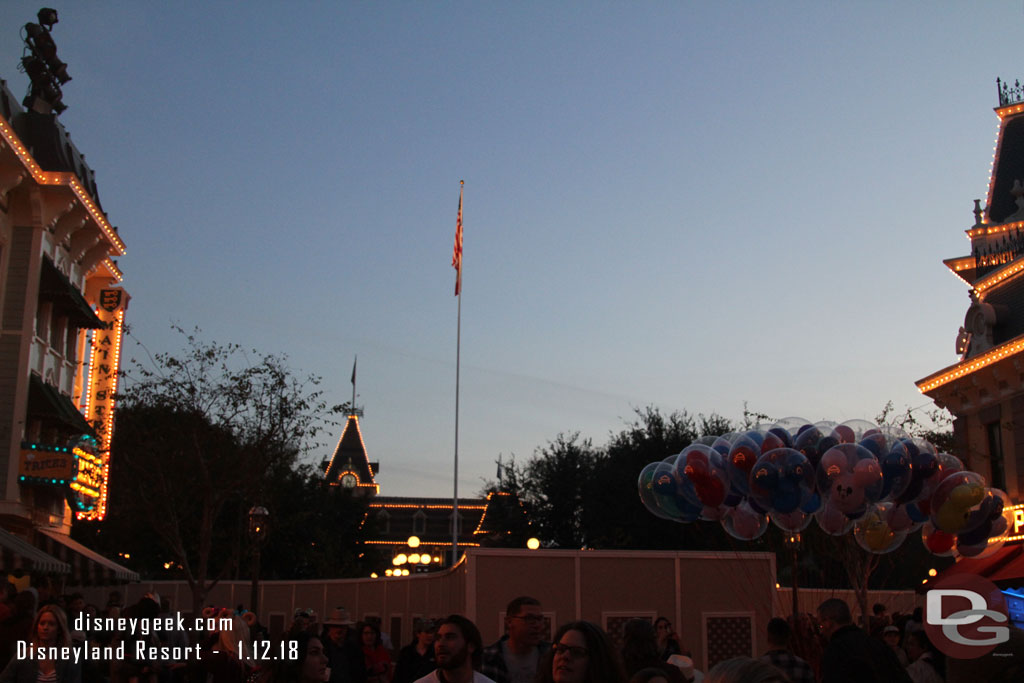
[257,462,382,579]
[486,407,737,550]
[589,406,732,549]
[82,329,338,614]
[519,432,600,548]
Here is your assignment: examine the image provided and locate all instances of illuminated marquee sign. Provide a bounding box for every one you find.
[79,288,129,521]
[18,443,72,482]
[1004,503,1024,544]
[17,440,103,512]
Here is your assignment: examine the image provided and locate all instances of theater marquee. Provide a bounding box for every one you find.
[79,287,128,521]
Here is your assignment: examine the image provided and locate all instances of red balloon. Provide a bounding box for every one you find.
[925,529,956,554]
[691,474,726,507]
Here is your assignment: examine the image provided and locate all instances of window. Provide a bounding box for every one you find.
[65,324,77,360]
[986,421,1006,491]
[36,301,52,340]
[50,314,66,354]
[413,510,426,535]
[449,512,462,536]
[376,509,390,534]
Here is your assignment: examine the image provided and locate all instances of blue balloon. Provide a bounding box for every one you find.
[896,449,938,504]
[726,433,763,496]
[767,427,793,449]
[879,442,913,501]
[800,492,822,514]
[749,448,815,515]
[793,426,826,470]
[858,437,883,458]
[906,501,929,523]
[957,521,992,547]
[650,462,701,522]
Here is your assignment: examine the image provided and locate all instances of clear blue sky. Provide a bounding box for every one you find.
[0,2,1014,497]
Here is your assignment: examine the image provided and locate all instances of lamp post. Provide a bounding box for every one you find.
[248,506,269,617]
[784,533,801,622]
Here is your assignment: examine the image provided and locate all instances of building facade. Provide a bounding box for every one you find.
[916,79,1024,506]
[323,408,530,571]
[916,80,1024,622]
[0,72,134,585]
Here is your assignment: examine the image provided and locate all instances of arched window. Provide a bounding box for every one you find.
[376,509,390,534]
[413,510,427,535]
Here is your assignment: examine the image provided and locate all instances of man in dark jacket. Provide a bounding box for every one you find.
[817,598,911,683]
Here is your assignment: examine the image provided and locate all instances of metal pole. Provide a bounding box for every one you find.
[251,545,261,617]
[791,544,799,622]
[453,285,461,566]
[452,181,463,567]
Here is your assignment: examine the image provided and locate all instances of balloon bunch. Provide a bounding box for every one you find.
[637,418,1012,558]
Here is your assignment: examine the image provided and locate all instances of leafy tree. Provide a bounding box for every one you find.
[80,329,339,613]
[518,432,600,548]
[876,401,955,453]
[257,463,381,579]
[587,407,734,549]
[486,407,737,550]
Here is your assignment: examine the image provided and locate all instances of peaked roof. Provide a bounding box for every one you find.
[324,414,378,492]
[474,491,530,536]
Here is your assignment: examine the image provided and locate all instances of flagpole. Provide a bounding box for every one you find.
[452,180,463,567]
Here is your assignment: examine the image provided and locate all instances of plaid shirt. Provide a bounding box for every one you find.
[479,637,550,683]
[761,649,817,683]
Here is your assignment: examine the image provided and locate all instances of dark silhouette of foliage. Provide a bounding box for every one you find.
[79,328,341,613]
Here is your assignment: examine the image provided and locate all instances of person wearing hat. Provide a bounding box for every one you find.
[881,625,908,667]
[321,608,366,683]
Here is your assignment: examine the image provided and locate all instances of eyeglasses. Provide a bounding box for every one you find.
[511,614,545,624]
[552,643,588,659]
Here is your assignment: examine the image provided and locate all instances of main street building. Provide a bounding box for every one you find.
[0,14,135,587]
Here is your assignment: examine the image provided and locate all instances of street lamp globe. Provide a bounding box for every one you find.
[248,506,270,541]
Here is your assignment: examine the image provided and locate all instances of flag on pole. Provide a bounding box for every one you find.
[452,182,463,296]
[351,357,357,385]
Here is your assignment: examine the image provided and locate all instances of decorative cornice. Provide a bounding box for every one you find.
[0,115,125,255]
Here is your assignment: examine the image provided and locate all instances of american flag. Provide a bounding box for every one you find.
[452,183,463,296]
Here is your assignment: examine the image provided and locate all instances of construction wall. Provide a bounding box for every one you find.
[79,549,792,671]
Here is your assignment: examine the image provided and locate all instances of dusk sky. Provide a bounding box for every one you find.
[0,2,1015,498]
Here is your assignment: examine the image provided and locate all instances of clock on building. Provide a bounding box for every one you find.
[340,473,357,488]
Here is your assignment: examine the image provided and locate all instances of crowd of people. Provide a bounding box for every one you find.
[0,586,1018,683]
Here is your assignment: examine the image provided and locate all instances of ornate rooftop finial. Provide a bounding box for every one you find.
[974,199,985,226]
[998,77,1024,108]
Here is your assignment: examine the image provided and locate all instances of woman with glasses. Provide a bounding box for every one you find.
[536,621,626,683]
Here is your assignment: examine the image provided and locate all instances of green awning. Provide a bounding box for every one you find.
[39,256,103,329]
[0,527,70,576]
[27,374,95,436]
